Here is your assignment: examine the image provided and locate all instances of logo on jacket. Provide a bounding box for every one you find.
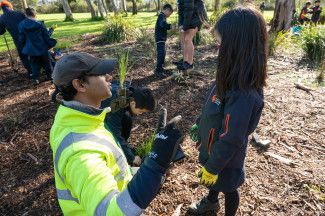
[149,152,158,159]
[212,95,221,105]
[155,133,168,140]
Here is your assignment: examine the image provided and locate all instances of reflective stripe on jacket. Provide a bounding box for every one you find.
[50,104,141,215]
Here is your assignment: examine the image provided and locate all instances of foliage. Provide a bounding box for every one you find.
[135,28,156,56]
[193,30,214,46]
[300,26,325,67]
[117,49,129,86]
[101,15,132,43]
[135,133,155,157]
[268,31,287,56]
[222,0,237,10]
[209,7,228,24]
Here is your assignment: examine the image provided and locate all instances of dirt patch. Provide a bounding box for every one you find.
[0,37,324,215]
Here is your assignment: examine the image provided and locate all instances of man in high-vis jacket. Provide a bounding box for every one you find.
[50,52,182,215]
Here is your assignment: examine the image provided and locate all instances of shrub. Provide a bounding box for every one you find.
[193,30,214,46]
[135,133,155,158]
[301,26,325,67]
[222,0,237,9]
[117,49,129,86]
[268,31,286,56]
[135,28,156,56]
[101,15,132,43]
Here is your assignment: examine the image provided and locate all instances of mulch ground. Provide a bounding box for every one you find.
[0,35,324,216]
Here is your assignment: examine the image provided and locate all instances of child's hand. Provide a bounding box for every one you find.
[133,156,142,166]
[198,167,218,186]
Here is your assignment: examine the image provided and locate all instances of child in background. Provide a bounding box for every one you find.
[154,4,173,77]
[18,7,57,84]
[299,1,313,24]
[188,7,267,216]
[311,0,322,24]
[102,87,156,166]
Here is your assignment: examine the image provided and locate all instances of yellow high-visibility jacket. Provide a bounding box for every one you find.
[50,103,142,216]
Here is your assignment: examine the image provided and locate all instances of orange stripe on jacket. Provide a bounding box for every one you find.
[220,114,230,138]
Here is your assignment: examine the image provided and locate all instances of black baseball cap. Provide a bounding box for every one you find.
[52,52,116,87]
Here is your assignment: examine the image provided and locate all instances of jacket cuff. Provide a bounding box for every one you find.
[204,161,221,175]
[143,157,167,174]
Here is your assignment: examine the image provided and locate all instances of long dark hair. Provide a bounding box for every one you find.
[215,6,267,99]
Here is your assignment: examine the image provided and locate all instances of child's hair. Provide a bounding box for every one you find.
[25,7,36,17]
[162,4,173,12]
[130,87,156,111]
[305,1,312,5]
[215,7,267,99]
[314,0,320,3]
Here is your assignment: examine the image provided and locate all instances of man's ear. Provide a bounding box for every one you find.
[129,100,136,108]
[72,79,87,93]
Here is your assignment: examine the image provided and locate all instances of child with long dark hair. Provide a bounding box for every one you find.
[188,7,267,216]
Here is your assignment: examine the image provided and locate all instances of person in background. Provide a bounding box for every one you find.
[311,0,322,24]
[299,1,313,24]
[18,7,57,84]
[154,4,173,77]
[102,87,156,166]
[50,52,182,215]
[173,0,208,71]
[259,2,266,13]
[0,0,32,77]
[188,7,267,216]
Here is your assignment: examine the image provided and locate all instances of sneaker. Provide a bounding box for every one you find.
[188,196,220,215]
[177,61,194,71]
[155,68,169,78]
[34,79,40,85]
[172,59,183,66]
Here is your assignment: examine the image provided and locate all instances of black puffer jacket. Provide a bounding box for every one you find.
[178,0,208,31]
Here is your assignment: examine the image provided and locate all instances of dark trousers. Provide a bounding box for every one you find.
[15,44,32,75]
[156,41,166,70]
[207,189,240,216]
[29,54,53,80]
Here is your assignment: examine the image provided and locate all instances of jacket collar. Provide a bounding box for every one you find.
[55,100,111,128]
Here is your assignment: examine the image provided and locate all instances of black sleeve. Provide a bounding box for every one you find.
[105,111,135,164]
[158,14,171,30]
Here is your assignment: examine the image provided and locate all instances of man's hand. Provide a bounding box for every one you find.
[132,156,142,166]
[198,167,218,186]
[150,108,182,168]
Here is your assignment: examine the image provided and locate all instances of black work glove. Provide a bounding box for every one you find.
[149,107,182,169]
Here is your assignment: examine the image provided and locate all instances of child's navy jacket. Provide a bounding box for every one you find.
[197,84,264,192]
[18,18,56,56]
[154,12,171,42]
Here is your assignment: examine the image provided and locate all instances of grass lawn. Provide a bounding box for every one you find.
[0,11,274,53]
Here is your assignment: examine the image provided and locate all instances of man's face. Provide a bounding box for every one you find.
[129,101,149,115]
[84,74,112,101]
[315,2,320,6]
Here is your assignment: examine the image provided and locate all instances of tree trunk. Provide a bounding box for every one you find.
[156,0,161,15]
[97,0,104,17]
[121,0,128,16]
[214,0,221,11]
[61,0,73,21]
[85,0,96,18]
[131,0,137,15]
[21,0,28,9]
[101,0,108,15]
[110,0,119,15]
[271,0,296,32]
